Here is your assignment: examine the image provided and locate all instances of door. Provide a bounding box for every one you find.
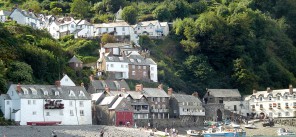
[217,109,222,121]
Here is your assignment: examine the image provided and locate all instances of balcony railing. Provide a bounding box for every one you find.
[45,100,64,109]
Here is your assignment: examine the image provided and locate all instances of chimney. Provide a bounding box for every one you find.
[121,88,126,92]
[267,87,272,93]
[89,75,94,81]
[81,82,84,87]
[55,81,61,87]
[289,84,293,94]
[105,87,110,92]
[253,89,257,94]
[167,88,173,96]
[192,92,199,98]
[158,84,163,90]
[135,84,143,92]
[17,83,21,93]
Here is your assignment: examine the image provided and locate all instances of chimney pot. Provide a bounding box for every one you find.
[253,89,257,94]
[121,88,126,92]
[55,81,61,87]
[158,84,163,90]
[89,75,94,81]
[105,87,110,92]
[289,84,293,94]
[135,84,143,92]
[267,87,272,93]
[167,88,173,96]
[81,82,84,87]
[17,83,21,93]
[192,92,199,98]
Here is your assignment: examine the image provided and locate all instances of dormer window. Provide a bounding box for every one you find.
[294,94,296,99]
[41,88,48,96]
[29,88,37,95]
[69,90,75,96]
[259,96,263,101]
[284,94,288,99]
[22,88,29,95]
[277,95,281,100]
[79,91,85,96]
[268,95,272,101]
[55,91,59,96]
[137,59,141,63]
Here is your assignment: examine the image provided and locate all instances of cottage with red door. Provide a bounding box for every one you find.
[109,97,134,126]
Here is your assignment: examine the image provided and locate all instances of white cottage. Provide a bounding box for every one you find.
[94,21,131,37]
[0,82,92,125]
[133,20,169,37]
[0,10,11,23]
[74,20,94,38]
[9,8,42,29]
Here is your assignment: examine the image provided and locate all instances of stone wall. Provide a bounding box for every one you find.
[150,116,204,129]
[274,118,296,127]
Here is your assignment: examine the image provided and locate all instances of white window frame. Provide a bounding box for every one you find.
[28,100,31,105]
[70,110,74,116]
[33,111,37,115]
[80,110,84,116]
[79,101,84,107]
[46,112,50,116]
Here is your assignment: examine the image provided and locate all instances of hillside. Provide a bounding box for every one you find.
[1,0,296,96]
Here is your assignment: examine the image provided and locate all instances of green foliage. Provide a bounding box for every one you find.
[102,0,127,13]
[0,60,7,93]
[21,0,41,13]
[153,5,171,21]
[7,61,34,84]
[70,0,90,18]
[92,14,115,23]
[101,34,116,44]
[122,6,138,24]
[50,7,62,15]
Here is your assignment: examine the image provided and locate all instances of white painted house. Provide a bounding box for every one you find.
[0,82,92,125]
[9,8,42,29]
[0,10,11,23]
[74,20,94,38]
[60,74,76,86]
[246,86,296,118]
[133,20,169,37]
[47,17,77,39]
[94,21,131,37]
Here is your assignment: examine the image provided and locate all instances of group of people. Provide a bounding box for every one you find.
[165,128,179,137]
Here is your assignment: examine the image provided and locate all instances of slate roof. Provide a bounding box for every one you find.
[68,55,83,63]
[9,84,91,100]
[160,22,168,27]
[139,20,159,26]
[11,8,39,20]
[91,92,104,101]
[71,29,83,34]
[109,97,124,109]
[103,43,130,48]
[206,89,241,98]
[0,10,11,16]
[77,20,92,26]
[99,96,117,105]
[89,80,130,93]
[1,94,11,100]
[94,22,130,28]
[104,55,156,66]
[172,94,202,103]
[142,88,169,98]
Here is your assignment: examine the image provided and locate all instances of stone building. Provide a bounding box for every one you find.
[203,89,242,121]
[68,55,83,71]
[169,91,205,126]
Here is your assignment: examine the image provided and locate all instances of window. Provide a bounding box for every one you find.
[284,94,288,99]
[79,91,85,96]
[46,112,50,116]
[122,27,125,31]
[285,112,290,116]
[132,65,135,69]
[260,104,263,109]
[259,96,263,101]
[70,110,74,116]
[234,105,237,111]
[80,110,84,116]
[138,66,141,69]
[269,112,273,117]
[277,96,281,100]
[33,100,36,105]
[60,110,63,116]
[269,104,272,108]
[55,91,59,96]
[143,66,146,69]
[69,101,73,106]
[76,63,78,67]
[285,103,289,108]
[33,111,36,115]
[28,100,31,105]
[132,71,135,75]
[127,97,131,101]
[157,97,160,102]
[71,24,74,28]
[130,59,134,62]
[294,94,296,99]
[151,97,154,102]
[6,101,9,105]
[121,64,123,68]
[294,102,296,107]
[162,97,166,102]
[65,78,68,82]
[278,103,281,108]
[151,67,154,71]
[79,101,84,107]
[151,73,154,78]
[111,64,114,67]
[269,96,272,101]
[126,65,128,68]
[278,112,282,117]
[162,104,166,109]
[158,104,161,109]
[106,28,108,31]
[143,71,147,76]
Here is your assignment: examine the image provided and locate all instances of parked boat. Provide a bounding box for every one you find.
[203,127,246,137]
[187,130,202,136]
[244,123,257,129]
[231,123,241,128]
[277,128,295,136]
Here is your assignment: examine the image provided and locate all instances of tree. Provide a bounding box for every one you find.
[103,0,126,13]
[7,61,34,84]
[153,5,171,21]
[101,34,116,44]
[51,7,62,15]
[70,0,89,18]
[22,0,41,13]
[0,60,7,93]
[122,6,138,24]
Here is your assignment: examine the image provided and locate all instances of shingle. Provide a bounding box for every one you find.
[207,89,241,98]
[142,88,169,97]
[172,94,202,103]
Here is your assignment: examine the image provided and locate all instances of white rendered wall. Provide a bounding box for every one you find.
[106,62,129,79]
[150,64,158,82]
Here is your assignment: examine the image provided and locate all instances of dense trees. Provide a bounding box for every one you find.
[122,6,138,24]
[70,0,90,18]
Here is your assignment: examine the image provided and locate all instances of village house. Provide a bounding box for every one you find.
[73,19,94,38]
[246,85,296,119]
[0,10,11,23]
[97,43,158,82]
[133,20,169,38]
[87,78,130,94]
[60,74,76,86]
[47,17,77,39]
[169,91,205,125]
[68,55,83,71]
[203,89,243,121]
[94,21,132,37]
[9,8,42,29]
[0,82,92,125]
